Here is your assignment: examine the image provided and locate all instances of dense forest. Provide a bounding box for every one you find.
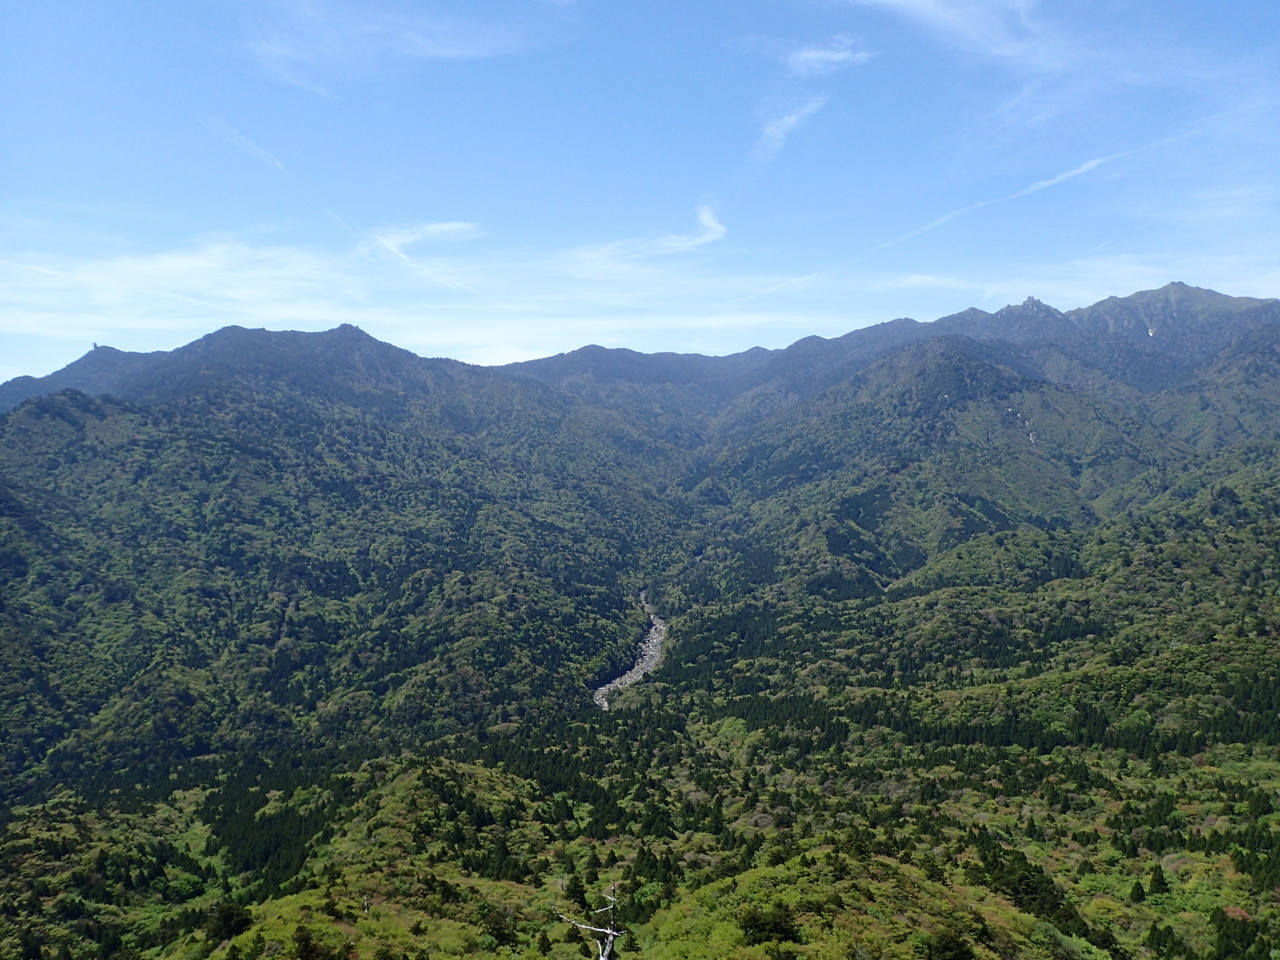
[2,282,1280,960]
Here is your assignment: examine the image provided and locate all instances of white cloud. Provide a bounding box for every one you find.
[243,0,529,91]
[881,119,1230,248]
[786,35,870,77]
[845,0,1266,133]
[733,273,821,303]
[5,228,1279,375]
[1010,157,1108,198]
[0,210,751,368]
[365,221,484,259]
[201,117,286,170]
[0,234,825,369]
[360,221,485,290]
[848,0,1057,68]
[753,97,828,161]
[654,206,727,254]
[881,148,1140,247]
[569,206,728,261]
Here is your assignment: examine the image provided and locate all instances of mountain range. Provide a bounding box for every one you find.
[3,282,1280,960]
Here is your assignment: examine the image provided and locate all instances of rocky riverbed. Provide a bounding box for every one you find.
[592,595,666,710]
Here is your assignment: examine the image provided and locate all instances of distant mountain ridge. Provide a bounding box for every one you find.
[505,282,1280,437]
[6,283,1277,416]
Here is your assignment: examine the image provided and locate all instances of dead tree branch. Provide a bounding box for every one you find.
[555,888,624,960]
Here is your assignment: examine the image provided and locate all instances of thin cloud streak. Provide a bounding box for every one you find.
[570,206,727,261]
[754,97,828,160]
[881,199,993,248]
[654,206,727,253]
[1009,156,1105,198]
[848,0,1055,68]
[882,140,1167,247]
[202,117,286,170]
[733,273,820,303]
[244,0,530,91]
[366,221,484,259]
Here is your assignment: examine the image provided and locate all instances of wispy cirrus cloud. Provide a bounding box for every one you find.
[5,222,1279,374]
[654,206,727,254]
[361,221,485,290]
[882,151,1130,246]
[846,0,1280,140]
[882,122,1215,247]
[753,97,828,161]
[202,116,286,170]
[739,33,869,161]
[571,206,727,261]
[365,221,484,260]
[242,0,530,92]
[786,34,871,77]
[847,0,1057,68]
[0,207,740,367]
[0,238,842,372]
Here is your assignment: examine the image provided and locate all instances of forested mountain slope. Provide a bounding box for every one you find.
[3,284,1280,960]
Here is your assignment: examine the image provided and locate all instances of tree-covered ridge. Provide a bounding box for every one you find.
[1,283,1280,959]
[0,371,678,805]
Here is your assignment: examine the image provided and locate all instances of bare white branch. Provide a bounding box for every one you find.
[555,886,625,960]
[556,912,624,938]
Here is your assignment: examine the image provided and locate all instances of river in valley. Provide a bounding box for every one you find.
[592,595,666,710]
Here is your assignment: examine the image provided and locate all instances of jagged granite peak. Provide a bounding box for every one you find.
[999,295,1061,316]
[932,294,1073,345]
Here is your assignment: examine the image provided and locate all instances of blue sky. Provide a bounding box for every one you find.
[4,0,1280,379]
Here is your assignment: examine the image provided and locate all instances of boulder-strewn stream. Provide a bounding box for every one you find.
[592,594,666,710]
